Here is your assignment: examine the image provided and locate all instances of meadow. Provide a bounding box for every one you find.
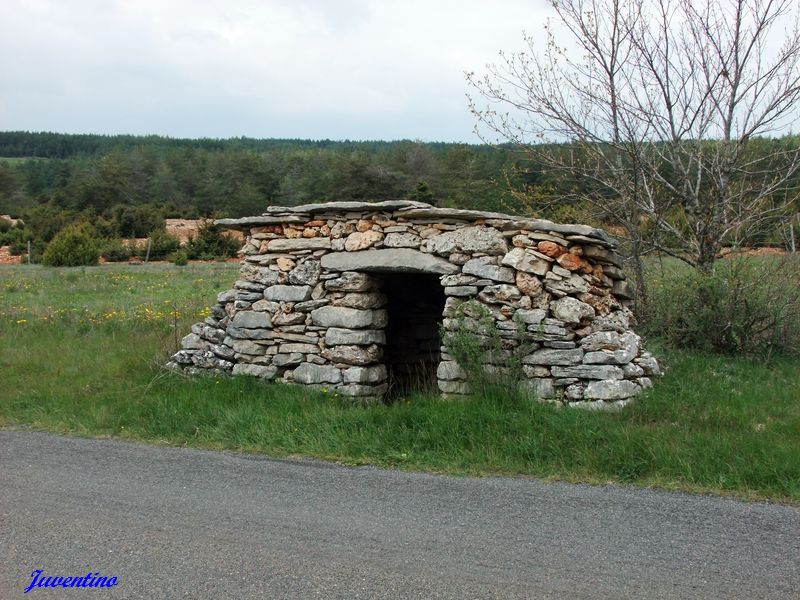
[1,263,798,502]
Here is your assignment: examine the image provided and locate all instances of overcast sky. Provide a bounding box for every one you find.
[0,0,551,142]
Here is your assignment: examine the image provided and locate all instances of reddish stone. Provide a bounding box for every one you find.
[516,271,543,297]
[556,252,583,270]
[356,219,374,232]
[579,258,594,274]
[537,241,566,258]
[276,257,295,271]
[283,226,302,239]
[304,220,325,227]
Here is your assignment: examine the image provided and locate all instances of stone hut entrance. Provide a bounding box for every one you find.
[169,200,660,408]
[379,272,445,397]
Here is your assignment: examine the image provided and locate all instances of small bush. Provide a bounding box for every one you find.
[9,241,28,256]
[42,223,100,267]
[645,255,800,358]
[100,238,132,262]
[441,299,530,402]
[0,222,33,250]
[186,222,240,260]
[171,249,188,266]
[146,229,181,261]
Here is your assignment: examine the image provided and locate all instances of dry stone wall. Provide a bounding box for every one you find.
[168,201,659,408]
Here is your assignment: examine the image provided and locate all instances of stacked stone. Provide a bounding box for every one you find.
[168,200,659,408]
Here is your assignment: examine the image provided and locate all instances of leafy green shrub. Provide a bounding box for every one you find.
[644,255,800,358]
[146,228,181,260]
[42,223,100,267]
[0,221,33,250]
[441,299,530,402]
[100,238,132,262]
[186,222,240,260]
[111,205,165,238]
[171,249,188,266]
[9,241,27,256]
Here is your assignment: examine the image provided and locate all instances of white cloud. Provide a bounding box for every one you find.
[0,0,551,140]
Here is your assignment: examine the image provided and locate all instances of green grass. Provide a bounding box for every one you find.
[1,263,799,502]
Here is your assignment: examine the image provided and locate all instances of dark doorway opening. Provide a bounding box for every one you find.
[379,272,446,399]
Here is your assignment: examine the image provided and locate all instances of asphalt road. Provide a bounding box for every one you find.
[1,430,798,599]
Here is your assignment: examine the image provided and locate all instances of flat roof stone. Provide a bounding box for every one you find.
[214,201,616,247]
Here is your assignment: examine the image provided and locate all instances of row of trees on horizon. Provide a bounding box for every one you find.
[0,130,798,265]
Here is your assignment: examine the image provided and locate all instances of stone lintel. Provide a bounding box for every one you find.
[321,248,459,275]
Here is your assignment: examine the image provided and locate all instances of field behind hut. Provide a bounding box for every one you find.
[1,261,799,502]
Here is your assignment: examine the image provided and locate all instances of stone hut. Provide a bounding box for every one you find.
[168,201,659,408]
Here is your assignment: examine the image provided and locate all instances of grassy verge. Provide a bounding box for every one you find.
[1,264,799,502]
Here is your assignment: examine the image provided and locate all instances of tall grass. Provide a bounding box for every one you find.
[1,263,799,501]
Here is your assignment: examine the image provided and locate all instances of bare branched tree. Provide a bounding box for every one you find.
[468,0,800,300]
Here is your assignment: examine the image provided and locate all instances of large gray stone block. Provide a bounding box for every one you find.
[462,257,515,283]
[267,238,332,252]
[634,352,661,376]
[324,328,386,346]
[583,332,640,365]
[545,273,590,295]
[311,306,388,329]
[551,365,624,379]
[272,353,304,367]
[335,383,390,398]
[515,308,547,324]
[264,285,313,302]
[292,363,342,384]
[522,348,584,366]
[217,289,237,303]
[343,364,388,384]
[231,311,272,329]
[583,379,641,400]
[427,226,508,256]
[331,292,387,309]
[436,361,467,381]
[181,333,206,350]
[288,260,321,285]
[501,248,550,276]
[232,364,278,379]
[384,232,422,248]
[279,343,320,354]
[323,271,376,292]
[230,339,265,355]
[591,310,632,333]
[239,264,280,286]
[322,344,383,366]
[478,284,521,305]
[550,297,595,324]
[444,286,479,297]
